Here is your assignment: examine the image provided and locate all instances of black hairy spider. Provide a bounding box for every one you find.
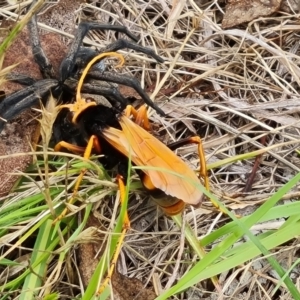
[0,1,164,134]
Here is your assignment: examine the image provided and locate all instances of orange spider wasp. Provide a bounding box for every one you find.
[54,52,209,293]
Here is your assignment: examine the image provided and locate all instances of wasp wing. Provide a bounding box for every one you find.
[102,116,202,205]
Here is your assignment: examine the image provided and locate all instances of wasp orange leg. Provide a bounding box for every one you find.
[124,104,151,130]
[97,175,130,295]
[52,135,101,224]
[54,141,87,154]
[167,136,228,214]
[167,136,208,187]
[52,54,124,224]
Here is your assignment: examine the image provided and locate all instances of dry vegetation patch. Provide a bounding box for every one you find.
[1,0,300,299]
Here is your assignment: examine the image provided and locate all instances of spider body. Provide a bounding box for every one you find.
[0,1,164,134]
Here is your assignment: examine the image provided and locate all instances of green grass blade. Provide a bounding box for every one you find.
[20,219,54,299]
[156,171,300,299]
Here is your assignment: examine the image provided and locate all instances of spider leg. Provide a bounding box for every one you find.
[82,82,128,110]
[72,47,163,113]
[59,22,163,82]
[27,1,55,79]
[6,73,37,86]
[64,78,128,110]
[75,48,100,69]
[100,39,164,63]
[86,69,165,115]
[74,40,164,69]
[0,79,58,132]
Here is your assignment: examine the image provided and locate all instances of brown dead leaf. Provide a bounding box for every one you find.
[222,0,282,29]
